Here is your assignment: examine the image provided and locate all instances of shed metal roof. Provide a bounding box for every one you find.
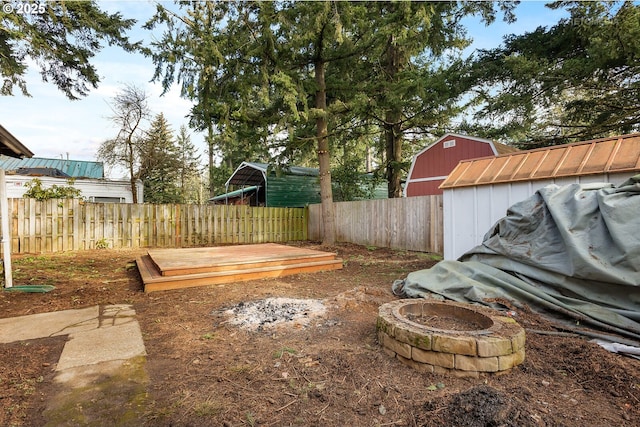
[440,133,640,189]
[225,161,319,187]
[0,155,104,178]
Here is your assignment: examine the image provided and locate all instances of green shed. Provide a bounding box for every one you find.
[216,162,321,207]
[212,161,388,207]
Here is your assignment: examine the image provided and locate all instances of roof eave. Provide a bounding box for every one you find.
[0,125,34,159]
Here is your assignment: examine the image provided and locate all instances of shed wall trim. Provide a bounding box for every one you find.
[405,175,449,183]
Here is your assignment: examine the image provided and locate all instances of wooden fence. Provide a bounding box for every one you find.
[307,195,443,254]
[2,199,308,254]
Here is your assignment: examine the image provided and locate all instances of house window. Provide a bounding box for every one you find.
[443,139,456,149]
[91,196,125,203]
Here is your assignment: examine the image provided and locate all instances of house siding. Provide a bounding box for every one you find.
[405,180,444,197]
[266,175,321,207]
[5,175,142,203]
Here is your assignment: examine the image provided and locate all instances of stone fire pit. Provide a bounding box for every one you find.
[377,299,525,377]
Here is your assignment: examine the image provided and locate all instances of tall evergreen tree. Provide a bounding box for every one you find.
[140,113,181,204]
[345,2,516,197]
[145,1,270,197]
[175,125,204,203]
[147,1,376,243]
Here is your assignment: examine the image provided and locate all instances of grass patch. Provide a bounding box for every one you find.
[272,347,297,359]
[193,400,223,417]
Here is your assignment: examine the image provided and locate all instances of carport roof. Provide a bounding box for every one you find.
[225,162,319,187]
[440,133,640,189]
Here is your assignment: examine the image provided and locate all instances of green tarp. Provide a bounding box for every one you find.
[393,175,640,344]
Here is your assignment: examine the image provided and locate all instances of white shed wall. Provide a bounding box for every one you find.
[443,172,636,260]
[5,175,143,203]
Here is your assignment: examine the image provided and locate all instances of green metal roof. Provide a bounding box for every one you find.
[226,162,319,187]
[0,155,104,178]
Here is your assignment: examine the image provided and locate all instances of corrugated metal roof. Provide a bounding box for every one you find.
[226,161,319,187]
[0,156,104,178]
[440,133,640,189]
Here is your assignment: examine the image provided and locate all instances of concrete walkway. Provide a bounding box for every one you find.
[0,305,148,426]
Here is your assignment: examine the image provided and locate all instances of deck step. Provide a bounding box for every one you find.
[137,254,343,293]
[150,253,338,277]
[146,243,339,277]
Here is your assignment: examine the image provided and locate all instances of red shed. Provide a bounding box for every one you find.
[404,133,519,196]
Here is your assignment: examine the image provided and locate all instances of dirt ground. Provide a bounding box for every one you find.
[0,242,638,427]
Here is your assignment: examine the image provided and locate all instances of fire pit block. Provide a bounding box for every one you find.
[377,300,525,378]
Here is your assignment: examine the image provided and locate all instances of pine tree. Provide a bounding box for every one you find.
[175,125,204,203]
[139,114,181,204]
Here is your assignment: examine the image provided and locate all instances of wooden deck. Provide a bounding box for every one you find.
[136,243,343,293]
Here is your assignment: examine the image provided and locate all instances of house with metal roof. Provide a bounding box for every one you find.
[0,155,104,179]
[440,133,640,260]
[0,142,141,203]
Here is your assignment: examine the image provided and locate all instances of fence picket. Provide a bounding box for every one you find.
[0,200,309,254]
[1,197,443,254]
[307,196,444,253]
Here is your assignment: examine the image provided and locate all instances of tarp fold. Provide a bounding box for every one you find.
[393,175,640,343]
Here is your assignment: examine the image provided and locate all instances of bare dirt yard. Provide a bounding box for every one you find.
[0,242,638,427]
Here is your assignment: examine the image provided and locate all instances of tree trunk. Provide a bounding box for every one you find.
[315,58,336,245]
[127,140,138,204]
[384,115,403,198]
[383,36,404,199]
[207,124,215,199]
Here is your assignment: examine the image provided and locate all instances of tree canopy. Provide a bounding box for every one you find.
[1,0,138,99]
[464,1,640,147]
[145,1,517,242]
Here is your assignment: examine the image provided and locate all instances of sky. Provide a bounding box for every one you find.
[1,1,568,179]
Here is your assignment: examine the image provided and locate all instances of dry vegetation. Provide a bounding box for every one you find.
[1,242,638,426]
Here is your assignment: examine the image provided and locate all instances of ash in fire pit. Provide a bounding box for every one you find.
[218,297,326,331]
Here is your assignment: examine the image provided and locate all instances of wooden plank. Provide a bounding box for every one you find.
[307,195,444,253]
[138,254,343,293]
[147,243,338,277]
[154,253,337,277]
